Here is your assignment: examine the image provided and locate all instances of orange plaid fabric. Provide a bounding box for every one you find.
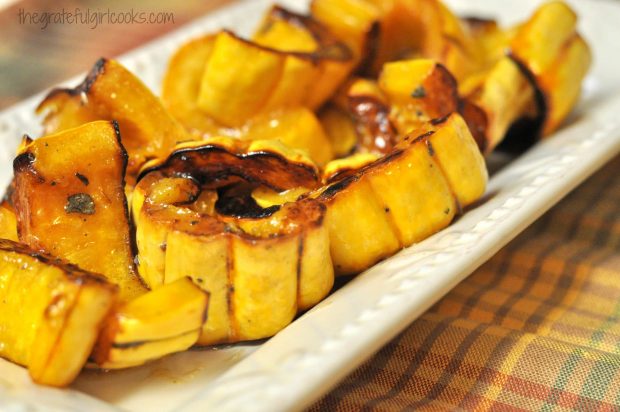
[310,154,620,411]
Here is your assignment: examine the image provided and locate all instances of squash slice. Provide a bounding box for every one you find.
[311,0,481,79]
[320,59,466,154]
[93,277,209,369]
[317,112,486,274]
[0,201,17,241]
[163,38,337,165]
[37,59,188,178]
[139,137,320,192]
[252,6,355,111]
[134,137,331,345]
[510,2,591,135]
[309,0,382,67]
[457,2,590,152]
[13,121,146,302]
[164,6,354,130]
[0,239,117,386]
[313,0,590,152]
[240,108,334,166]
[378,59,459,135]
[162,35,221,138]
[463,57,539,153]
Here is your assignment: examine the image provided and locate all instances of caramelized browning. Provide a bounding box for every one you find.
[139,138,320,192]
[349,96,398,154]
[37,59,188,178]
[315,113,486,275]
[13,121,146,302]
[134,170,333,345]
[0,238,117,386]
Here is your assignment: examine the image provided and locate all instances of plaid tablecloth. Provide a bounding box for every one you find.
[310,154,620,411]
[3,1,620,411]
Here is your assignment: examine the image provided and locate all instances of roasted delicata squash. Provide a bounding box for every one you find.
[163,6,354,130]
[317,112,486,274]
[413,0,481,81]
[0,201,17,241]
[318,104,360,157]
[13,121,146,302]
[311,0,481,79]
[135,178,332,345]
[313,0,590,152]
[252,6,356,112]
[460,1,590,150]
[455,2,591,152]
[239,108,335,166]
[0,239,117,386]
[378,59,459,135]
[462,57,539,153]
[93,277,209,369]
[320,59,465,154]
[0,0,593,388]
[139,137,320,192]
[133,138,332,345]
[509,1,591,136]
[10,121,212,370]
[309,0,381,66]
[162,15,346,165]
[161,34,220,137]
[37,58,188,178]
[460,16,514,73]
[165,46,336,163]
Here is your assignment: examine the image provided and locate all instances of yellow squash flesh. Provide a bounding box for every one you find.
[378,59,459,135]
[0,202,17,241]
[534,34,591,136]
[134,174,332,345]
[133,138,332,345]
[509,1,591,136]
[0,239,117,386]
[253,6,356,111]
[318,105,360,157]
[197,31,287,126]
[13,121,146,302]
[166,6,353,131]
[311,0,481,80]
[162,35,221,138]
[37,59,188,177]
[240,108,335,166]
[310,0,381,66]
[464,57,538,153]
[318,113,486,275]
[93,277,209,369]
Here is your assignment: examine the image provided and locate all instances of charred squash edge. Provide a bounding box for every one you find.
[12,120,144,287]
[252,6,353,63]
[35,58,108,113]
[0,238,116,289]
[137,143,320,192]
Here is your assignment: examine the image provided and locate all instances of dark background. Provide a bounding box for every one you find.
[0,0,233,109]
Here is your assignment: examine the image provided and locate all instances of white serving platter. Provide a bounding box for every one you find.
[1,0,620,410]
